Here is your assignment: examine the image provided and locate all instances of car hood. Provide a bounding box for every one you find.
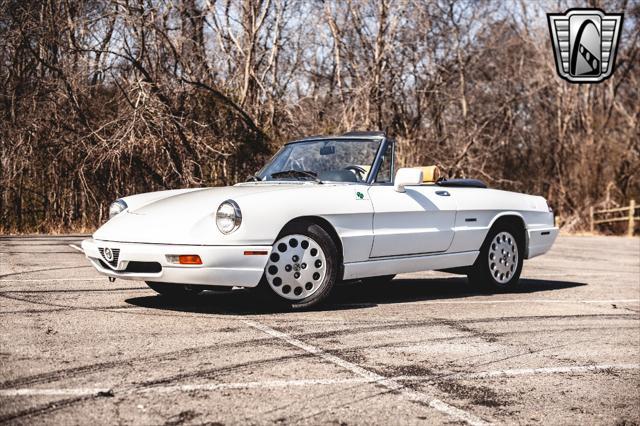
[93,183,305,244]
[129,185,283,217]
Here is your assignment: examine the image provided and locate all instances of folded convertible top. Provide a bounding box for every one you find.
[436,178,487,189]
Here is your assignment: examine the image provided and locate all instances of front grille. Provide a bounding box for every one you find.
[97,259,162,274]
[98,247,120,268]
[125,262,162,273]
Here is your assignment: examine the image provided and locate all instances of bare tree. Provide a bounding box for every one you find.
[0,0,638,233]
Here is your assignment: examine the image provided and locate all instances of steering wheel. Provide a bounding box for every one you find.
[344,165,367,182]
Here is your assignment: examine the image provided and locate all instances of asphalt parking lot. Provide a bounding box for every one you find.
[0,235,639,425]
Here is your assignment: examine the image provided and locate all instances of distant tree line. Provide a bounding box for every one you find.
[1,0,638,233]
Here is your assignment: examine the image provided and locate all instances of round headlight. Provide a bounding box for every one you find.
[216,200,242,234]
[109,199,128,219]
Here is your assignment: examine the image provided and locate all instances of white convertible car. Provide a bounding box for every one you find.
[82,132,558,308]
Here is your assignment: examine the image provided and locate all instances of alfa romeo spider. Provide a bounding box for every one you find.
[82,132,558,308]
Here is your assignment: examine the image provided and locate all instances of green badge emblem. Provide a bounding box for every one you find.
[356,191,364,200]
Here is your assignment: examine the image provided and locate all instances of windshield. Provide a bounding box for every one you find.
[256,139,382,183]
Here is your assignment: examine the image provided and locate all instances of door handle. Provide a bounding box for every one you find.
[435,190,450,196]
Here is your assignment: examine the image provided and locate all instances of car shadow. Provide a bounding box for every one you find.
[124,277,587,316]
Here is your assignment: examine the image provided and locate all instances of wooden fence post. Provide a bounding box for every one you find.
[589,206,594,234]
[628,199,635,237]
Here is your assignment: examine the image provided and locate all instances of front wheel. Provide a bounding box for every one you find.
[467,223,524,291]
[259,222,338,309]
[145,282,203,297]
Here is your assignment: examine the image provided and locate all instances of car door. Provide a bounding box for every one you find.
[367,184,457,257]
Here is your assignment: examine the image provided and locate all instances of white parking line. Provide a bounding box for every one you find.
[3,364,637,397]
[0,388,111,396]
[148,364,639,391]
[523,271,640,276]
[147,377,375,393]
[337,299,640,308]
[242,319,489,426]
[0,278,105,282]
[453,364,640,379]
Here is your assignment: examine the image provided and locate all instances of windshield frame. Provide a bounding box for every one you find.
[256,136,393,185]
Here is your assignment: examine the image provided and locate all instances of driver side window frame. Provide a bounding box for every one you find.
[367,138,395,185]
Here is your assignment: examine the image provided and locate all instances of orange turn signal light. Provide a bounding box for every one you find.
[178,255,202,265]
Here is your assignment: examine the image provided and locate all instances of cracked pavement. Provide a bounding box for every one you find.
[0,235,639,425]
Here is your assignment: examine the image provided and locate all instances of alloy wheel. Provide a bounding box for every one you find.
[265,234,327,300]
[488,231,519,284]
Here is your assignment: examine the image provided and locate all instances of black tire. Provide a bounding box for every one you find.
[361,274,396,285]
[256,221,339,310]
[467,221,524,291]
[145,282,203,297]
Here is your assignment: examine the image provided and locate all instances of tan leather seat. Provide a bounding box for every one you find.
[414,166,441,183]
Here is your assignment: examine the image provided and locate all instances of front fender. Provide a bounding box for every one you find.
[119,188,204,211]
[94,184,375,264]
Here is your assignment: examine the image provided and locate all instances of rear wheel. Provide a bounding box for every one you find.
[259,222,338,309]
[145,282,203,297]
[467,222,524,291]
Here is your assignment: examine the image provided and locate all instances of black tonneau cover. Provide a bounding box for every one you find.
[436,178,487,189]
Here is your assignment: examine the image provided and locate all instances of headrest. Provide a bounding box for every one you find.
[414,166,441,183]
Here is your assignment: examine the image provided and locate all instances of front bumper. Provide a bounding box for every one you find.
[526,227,559,259]
[82,239,271,287]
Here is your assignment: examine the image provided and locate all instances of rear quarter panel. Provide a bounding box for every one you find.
[446,187,554,254]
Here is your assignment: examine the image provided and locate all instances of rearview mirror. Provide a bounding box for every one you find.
[319,146,335,155]
[394,168,423,192]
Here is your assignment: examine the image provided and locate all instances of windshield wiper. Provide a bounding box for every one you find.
[246,174,262,182]
[270,170,323,184]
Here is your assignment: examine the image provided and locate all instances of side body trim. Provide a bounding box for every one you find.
[343,251,479,280]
